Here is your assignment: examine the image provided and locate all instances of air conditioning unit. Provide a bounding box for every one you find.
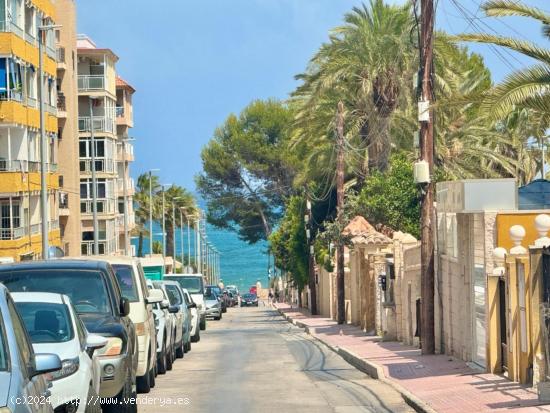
[414,160,430,184]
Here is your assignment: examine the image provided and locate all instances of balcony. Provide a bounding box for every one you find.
[57,93,66,112]
[78,75,107,92]
[80,199,116,216]
[0,220,60,241]
[79,158,115,174]
[0,160,41,172]
[116,143,134,162]
[59,192,69,216]
[56,47,66,69]
[0,20,24,39]
[78,116,115,134]
[116,106,124,117]
[116,212,136,232]
[81,238,116,256]
[116,177,135,195]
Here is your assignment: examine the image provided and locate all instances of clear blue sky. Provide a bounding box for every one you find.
[77,0,549,192]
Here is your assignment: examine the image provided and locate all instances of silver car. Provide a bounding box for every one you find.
[204,287,222,320]
[0,284,62,413]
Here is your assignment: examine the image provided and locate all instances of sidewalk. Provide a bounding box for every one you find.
[274,302,550,413]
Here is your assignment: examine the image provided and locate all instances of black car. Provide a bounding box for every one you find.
[241,293,258,307]
[0,260,138,413]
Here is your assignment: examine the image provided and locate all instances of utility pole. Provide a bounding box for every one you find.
[336,101,346,325]
[419,0,436,354]
[305,199,318,315]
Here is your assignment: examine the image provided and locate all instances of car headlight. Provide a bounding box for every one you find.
[96,337,123,357]
[46,357,79,381]
[135,322,146,336]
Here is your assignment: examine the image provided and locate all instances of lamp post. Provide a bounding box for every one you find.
[147,169,160,256]
[38,24,61,260]
[160,184,172,256]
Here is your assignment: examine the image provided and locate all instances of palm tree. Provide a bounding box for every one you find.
[291,0,416,183]
[134,173,161,257]
[162,185,197,260]
[458,0,550,124]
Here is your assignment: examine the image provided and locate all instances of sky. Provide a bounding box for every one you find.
[77,0,549,191]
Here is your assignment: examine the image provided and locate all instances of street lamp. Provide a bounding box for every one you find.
[38,24,61,259]
[147,168,160,256]
[160,184,172,257]
[172,197,185,264]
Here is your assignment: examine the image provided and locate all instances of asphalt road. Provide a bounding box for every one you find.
[139,304,414,413]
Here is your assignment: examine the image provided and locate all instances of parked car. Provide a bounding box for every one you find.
[153,282,181,366]
[162,281,192,355]
[145,280,175,375]
[241,293,259,307]
[207,285,228,313]
[12,292,107,413]
[92,256,161,393]
[181,289,200,343]
[0,284,62,413]
[164,274,206,330]
[203,287,222,320]
[226,287,239,306]
[0,260,138,413]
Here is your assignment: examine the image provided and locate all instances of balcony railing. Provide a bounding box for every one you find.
[80,199,116,215]
[81,238,116,256]
[116,106,124,117]
[0,160,41,172]
[0,220,60,241]
[78,75,107,92]
[78,116,115,134]
[79,158,115,174]
[57,93,66,111]
[0,20,24,39]
[26,96,37,109]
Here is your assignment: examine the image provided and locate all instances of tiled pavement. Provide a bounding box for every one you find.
[273,302,550,413]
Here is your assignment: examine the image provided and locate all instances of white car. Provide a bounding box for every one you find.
[182,289,200,343]
[12,292,107,413]
[86,256,161,393]
[164,274,207,331]
[146,280,176,374]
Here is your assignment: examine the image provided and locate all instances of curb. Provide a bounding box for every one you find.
[275,307,437,413]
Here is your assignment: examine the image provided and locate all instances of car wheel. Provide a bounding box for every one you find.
[157,340,167,375]
[199,317,206,331]
[185,341,191,352]
[222,307,227,313]
[166,337,174,371]
[137,356,152,393]
[85,385,101,413]
[191,327,200,343]
[103,368,136,413]
[176,339,184,359]
[150,366,156,388]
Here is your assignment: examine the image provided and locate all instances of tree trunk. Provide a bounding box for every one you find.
[166,222,175,258]
[138,232,144,257]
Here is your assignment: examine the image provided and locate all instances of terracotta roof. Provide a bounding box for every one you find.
[344,216,391,245]
[116,76,135,92]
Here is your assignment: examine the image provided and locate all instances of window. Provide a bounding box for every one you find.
[165,285,183,306]
[80,178,107,199]
[0,200,20,231]
[7,297,32,370]
[15,302,74,344]
[1,270,112,315]
[79,139,106,158]
[111,264,139,302]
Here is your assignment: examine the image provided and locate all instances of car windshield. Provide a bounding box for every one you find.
[16,302,74,344]
[111,264,139,302]
[0,270,112,314]
[243,294,257,300]
[167,276,203,294]
[204,288,217,300]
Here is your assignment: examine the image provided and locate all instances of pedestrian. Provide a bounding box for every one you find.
[268,290,274,307]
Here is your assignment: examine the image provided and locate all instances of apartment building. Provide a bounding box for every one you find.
[0,0,61,261]
[76,35,118,256]
[115,76,136,255]
[54,0,80,256]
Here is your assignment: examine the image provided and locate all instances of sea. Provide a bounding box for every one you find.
[131,221,269,293]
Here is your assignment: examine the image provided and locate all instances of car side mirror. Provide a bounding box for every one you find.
[161,299,170,309]
[32,353,61,377]
[85,334,107,357]
[168,305,180,314]
[146,289,164,304]
[188,302,197,309]
[120,297,130,317]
